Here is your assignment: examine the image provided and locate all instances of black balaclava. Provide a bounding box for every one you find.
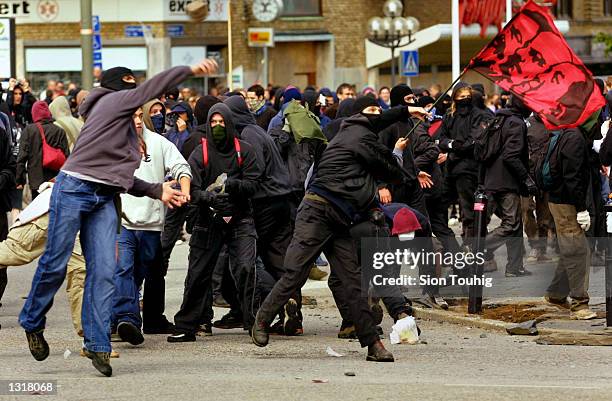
[353,95,381,129]
[452,82,473,116]
[390,84,415,107]
[194,96,222,127]
[437,94,452,116]
[303,89,319,116]
[101,67,136,91]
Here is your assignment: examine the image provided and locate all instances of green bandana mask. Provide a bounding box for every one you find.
[248,98,265,113]
[212,124,227,146]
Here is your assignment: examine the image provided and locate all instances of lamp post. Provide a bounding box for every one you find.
[367,0,420,86]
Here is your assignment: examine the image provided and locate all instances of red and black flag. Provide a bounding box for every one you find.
[467,0,605,129]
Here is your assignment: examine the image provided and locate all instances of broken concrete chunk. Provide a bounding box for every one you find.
[506,320,538,336]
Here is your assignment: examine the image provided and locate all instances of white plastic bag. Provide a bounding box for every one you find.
[389,315,419,344]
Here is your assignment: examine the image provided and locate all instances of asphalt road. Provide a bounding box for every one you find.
[1,243,612,401]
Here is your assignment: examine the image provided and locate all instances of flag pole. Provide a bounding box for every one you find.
[402,70,466,139]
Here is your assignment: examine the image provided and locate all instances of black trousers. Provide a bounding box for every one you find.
[328,220,412,324]
[161,205,190,271]
[0,212,7,302]
[485,192,524,273]
[257,197,379,347]
[174,217,257,334]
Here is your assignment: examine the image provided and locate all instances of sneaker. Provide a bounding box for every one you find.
[167,333,196,342]
[283,299,301,336]
[309,266,328,281]
[81,348,120,359]
[543,296,569,309]
[196,323,213,336]
[570,308,597,320]
[505,269,533,277]
[366,340,394,362]
[117,322,144,345]
[371,303,384,326]
[526,249,539,263]
[213,313,243,329]
[432,295,449,310]
[85,350,112,377]
[213,295,230,308]
[251,315,270,347]
[25,329,49,361]
[338,323,357,339]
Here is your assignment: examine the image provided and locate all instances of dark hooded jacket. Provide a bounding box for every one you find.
[437,85,490,177]
[224,96,291,200]
[0,124,15,212]
[483,107,530,194]
[165,101,194,156]
[526,115,550,176]
[310,114,407,222]
[323,98,356,141]
[188,103,262,223]
[63,66,193,198]
[548,128,589,212]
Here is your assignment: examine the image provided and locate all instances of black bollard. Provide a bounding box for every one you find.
[605,203,612,327]
[468,191,488,314]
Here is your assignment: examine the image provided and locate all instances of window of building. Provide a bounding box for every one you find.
[553,0,573,18]
[281,0,321,17]
[605,0,612,16]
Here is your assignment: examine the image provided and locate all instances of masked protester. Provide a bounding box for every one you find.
[482,95,534,277]
[251,95,431,362]
[303,89,332,129]
[168,103,263,343]
[247,84,277,131]
[223,95,299,333]
[111,107,192,344]
[0,120,15,304]
[142,99,167,135]
[165,102,194,156]
[437,83,490,245]
[323,98,356,141]
[18,60,216,377]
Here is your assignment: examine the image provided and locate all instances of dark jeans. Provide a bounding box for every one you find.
[174,217,257,334]
[161,205,189,271]
[0,212,7,302]
[257,197,379,347]
[112,228,161,329]
[485,192,524,273]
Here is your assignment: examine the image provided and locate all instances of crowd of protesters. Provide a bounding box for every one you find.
[1,60,611,376]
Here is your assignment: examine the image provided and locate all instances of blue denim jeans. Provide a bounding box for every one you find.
[19,172,118,353]
[112,227,161,329]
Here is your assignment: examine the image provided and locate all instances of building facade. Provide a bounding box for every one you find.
[4,0,612,93]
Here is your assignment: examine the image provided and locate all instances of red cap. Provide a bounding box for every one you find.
[391,208,422,236]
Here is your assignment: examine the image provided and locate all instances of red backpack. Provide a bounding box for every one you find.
[36,123,66,171]
[200,137,243,167]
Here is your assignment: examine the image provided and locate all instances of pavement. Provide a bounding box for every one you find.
[1,243,612,400]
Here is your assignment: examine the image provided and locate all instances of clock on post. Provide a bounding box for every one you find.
[252,0,284,22]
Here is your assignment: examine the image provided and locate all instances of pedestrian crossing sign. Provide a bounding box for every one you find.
[400,50,419,77]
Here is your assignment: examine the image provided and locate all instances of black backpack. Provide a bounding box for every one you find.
[534,130,563,191]
[473,115,506,164]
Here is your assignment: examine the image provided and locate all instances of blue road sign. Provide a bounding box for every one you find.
[167,24,185,38]
[400,50,419,77]
[93,34,102,51]
[125,25,151,37]
[93,52,102,62]
[92,15,101,33]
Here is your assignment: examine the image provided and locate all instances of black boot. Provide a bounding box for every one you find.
[84,350,112,377]
[117,321,144,345]
[251,313,269,347]
[25,329,49,361]
[366,340,394,362]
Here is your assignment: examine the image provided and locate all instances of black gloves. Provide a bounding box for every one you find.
[201,190,233,215]
[525,176,538,196]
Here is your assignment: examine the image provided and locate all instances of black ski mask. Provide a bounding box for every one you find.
[101,67,137,91]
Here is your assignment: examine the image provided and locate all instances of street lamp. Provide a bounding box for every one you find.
[367,0,420,86]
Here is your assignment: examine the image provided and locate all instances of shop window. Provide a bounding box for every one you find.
[605,0,612,16]
[553,0,572,18]
[281,0,321,17]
